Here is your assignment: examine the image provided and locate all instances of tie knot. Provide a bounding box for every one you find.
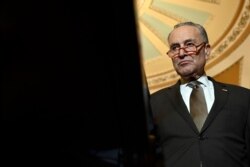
[187,80,202,89]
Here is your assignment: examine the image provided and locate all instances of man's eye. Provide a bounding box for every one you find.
[171,46,179,51]
[186,42,195,47]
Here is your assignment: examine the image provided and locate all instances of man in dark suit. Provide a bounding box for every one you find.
[150,21,250,167]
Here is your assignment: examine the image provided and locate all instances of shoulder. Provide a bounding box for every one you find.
[210,77,250,94]
[150,83,179,107]
[151,84,176,97]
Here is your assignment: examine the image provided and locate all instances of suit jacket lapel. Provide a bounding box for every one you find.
[201,78,229,132]
[168,81,199,133]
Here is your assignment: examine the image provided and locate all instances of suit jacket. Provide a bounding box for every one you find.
[150,77,250,167]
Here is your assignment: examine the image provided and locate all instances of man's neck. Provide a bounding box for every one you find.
[180,73,206,84]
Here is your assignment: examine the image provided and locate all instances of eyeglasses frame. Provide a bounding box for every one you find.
[166,42,207,58]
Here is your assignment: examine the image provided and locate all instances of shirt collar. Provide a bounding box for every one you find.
[180,75,209,88]
[196,75,209,87]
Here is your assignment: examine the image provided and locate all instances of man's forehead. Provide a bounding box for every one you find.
[168,26,200,44]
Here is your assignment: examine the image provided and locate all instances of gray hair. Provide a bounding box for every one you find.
[168,21,209,43]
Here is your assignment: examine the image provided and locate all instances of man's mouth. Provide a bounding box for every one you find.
[178,60,192,66]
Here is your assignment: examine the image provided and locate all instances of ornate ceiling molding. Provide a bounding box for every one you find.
[135,0,250,93]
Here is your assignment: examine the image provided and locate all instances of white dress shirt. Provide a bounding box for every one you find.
[180,76,215,113]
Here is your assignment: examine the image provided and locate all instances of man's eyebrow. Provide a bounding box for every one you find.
[169,43,179,48]
[169,39,196,47]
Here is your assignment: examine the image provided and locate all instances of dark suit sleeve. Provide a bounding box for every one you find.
[248,95,250,166]
[246,90,250,166]
[148,92,165,167]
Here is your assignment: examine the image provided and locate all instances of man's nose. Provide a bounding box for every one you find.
[178,47,186,57]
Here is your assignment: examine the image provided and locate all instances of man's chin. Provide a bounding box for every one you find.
[177,69,195,77]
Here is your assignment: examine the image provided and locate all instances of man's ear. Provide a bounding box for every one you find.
[205,44,211,59]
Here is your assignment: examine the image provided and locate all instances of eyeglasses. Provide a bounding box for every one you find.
[166,42,206,58]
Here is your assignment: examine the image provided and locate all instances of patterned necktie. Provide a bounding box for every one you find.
[187,81,208,132]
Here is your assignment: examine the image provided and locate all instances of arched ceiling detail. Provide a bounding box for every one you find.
[135,0,250,93]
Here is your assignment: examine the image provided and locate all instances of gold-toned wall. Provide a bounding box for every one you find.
[135,0,250,94]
